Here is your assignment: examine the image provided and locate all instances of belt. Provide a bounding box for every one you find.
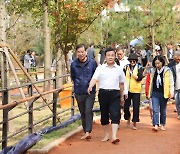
[99,89,119,92]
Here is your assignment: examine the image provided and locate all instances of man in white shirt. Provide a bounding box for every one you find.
[23,49,32,71]
[88,47,126,144]
[168,50,180,119]
[30,50,38,80]
[116,47,129,69]
[167,43,174,62]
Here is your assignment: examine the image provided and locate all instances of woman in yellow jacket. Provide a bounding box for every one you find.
[123,53,143,130]
[147,55,174,131]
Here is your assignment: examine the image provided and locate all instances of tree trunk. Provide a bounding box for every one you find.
[42,0,52,103]
[56,47,63,88]
[150,0,155,57]
[64,51,69,73]
[0,0,6,43]
[0,1,14,134]
[43,0,51,91]
[0,0,6,88]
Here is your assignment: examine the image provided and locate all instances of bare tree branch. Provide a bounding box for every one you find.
[6,14,21,31]
[79,12,101,35]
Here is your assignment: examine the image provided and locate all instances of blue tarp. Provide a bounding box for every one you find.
[0,133,42,154]
[130,36,144,47]
[0,108,100,154]
[41,113,81,134]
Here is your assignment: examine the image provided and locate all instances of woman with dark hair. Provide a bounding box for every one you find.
[146,55,174,131]
[123,53,143,130]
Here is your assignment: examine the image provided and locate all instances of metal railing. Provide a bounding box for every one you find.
[0,74,77,150]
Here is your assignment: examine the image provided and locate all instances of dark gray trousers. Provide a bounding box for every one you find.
[75,93,95,133]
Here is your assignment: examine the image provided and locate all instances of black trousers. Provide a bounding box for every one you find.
[75,93,95,133]
[124,92,140,122]
[98,89,121,125]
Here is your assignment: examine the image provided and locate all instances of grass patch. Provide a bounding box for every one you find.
[32,120,81,149]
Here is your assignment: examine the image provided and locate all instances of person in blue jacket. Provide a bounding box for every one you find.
[71,44,97,140]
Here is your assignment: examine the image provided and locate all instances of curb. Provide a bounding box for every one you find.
[27,126,83,154]
[27,116,100,154]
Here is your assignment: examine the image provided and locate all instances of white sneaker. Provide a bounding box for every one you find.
[161,126,166,131]
[152,125,158,131]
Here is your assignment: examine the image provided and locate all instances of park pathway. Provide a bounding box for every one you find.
[48,104,180,154]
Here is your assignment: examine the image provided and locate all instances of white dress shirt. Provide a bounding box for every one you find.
[118,56,130,69]
[92,63,126,90]
[176,62,180,90]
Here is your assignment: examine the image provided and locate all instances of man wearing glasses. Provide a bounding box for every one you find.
[116,47,129,69]
[123,53,143,130]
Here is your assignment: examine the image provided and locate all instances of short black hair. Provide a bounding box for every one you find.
[75,44,87,51]
[152,55,165,68]
[105,47,116,56]
[27,49,31,54]
[89,43,94,47]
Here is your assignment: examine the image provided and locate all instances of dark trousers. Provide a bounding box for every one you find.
[75,93,95,133]
[124,92,140,122]
[98,89,121,125]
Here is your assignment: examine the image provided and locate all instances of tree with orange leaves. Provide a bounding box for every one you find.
[50,0,107,73]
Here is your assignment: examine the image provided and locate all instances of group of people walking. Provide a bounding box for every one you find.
[70,44,180,144]
[23,49,38,80]
[23,49,37,71]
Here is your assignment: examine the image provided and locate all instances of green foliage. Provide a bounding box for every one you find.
[87,0,179,48]
[32,39,44,56]
[78,16,103,45]
[50,0,105,53]
[5,0,179,56]
[6,0,44,55]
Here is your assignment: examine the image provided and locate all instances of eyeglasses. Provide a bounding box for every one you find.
[129,60,136,63]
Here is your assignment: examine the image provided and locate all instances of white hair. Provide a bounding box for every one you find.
[174,50,180,56]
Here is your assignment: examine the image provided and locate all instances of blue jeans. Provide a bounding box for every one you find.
[151,92,168,126]
[175,90,180,116]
